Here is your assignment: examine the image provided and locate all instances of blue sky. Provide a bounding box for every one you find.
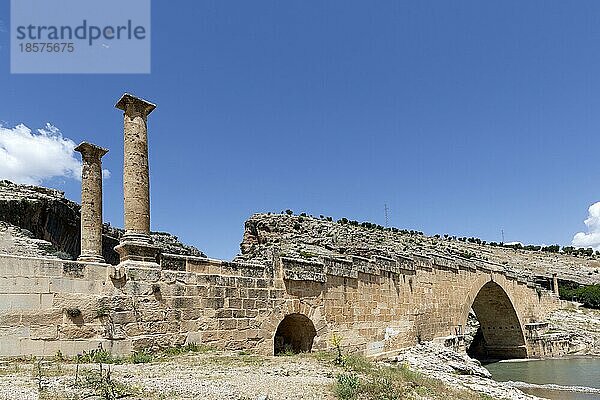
[1,1,600,259]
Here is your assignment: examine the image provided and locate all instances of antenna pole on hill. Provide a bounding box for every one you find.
[501,229,505,243]
[384,204,389,227]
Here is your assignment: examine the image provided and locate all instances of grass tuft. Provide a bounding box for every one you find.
[332,354,490,400]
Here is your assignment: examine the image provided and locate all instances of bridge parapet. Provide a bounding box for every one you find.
[161,253,269,279]
[280,256,326,282]
[396,254,416,274]
[413,254,433,271]
[428,253,457,271]
[276,251,546,290]
[517,276,529,285]
[455,256,476,272]
[322,257,357,278]
[374,255,400,274]
[351,255,380,275]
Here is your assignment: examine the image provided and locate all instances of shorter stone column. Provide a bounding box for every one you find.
[552,273,559,296]
[75,142,108,263]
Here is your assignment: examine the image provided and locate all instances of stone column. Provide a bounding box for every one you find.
[75,142,108,263]
[552,273,559,296]
[114,93,159,264]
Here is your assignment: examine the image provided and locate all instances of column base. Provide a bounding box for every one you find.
[114,233,160,266]
[77,253,106,263]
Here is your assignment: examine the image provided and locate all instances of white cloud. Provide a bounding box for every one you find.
[572,202,600,250]
[0,123,110,185]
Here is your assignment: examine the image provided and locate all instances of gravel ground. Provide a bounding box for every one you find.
[0,352,336,400]
[0,346,533,400]
[3,307,598,400]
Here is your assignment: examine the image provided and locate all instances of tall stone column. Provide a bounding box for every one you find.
[75,142,108,263]
[114,93,159,265]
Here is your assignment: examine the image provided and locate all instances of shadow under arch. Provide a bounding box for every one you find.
[464,280,527,360]
[274,313,317,355]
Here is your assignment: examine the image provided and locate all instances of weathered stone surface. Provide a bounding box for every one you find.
[75,142,108,263]
[0,180,205,264]
[115,93,155,238]
[238,213,600,285]
[0,171,567,359]
[0,181,80,258]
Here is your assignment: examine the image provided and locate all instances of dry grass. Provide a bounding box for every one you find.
[333,353,494,400]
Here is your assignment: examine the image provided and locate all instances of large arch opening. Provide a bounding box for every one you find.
[274,313,316,355]
[465,281,527,361]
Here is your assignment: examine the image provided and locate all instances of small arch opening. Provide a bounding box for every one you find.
[274,313,316,355]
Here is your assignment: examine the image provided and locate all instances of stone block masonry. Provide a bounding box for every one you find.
[0,247,562,358]
[0,93,565,360]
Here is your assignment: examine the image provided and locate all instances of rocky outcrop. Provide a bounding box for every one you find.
[388,343,539,399]
[0,221,60,259]
[0,181,80,257]
[103,224,205,265]
[545,305,600,355]
[0,180,205,264]
[239,213,600,285]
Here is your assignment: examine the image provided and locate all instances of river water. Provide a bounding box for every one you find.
[485,358,600,400]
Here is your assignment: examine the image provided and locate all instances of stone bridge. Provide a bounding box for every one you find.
[0,93,563,359]
[0,248,561,359]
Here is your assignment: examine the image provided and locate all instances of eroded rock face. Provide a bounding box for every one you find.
[0,181,81,258]
[0,221,60,258]
[0,180,205,264]
[239,213,600,285]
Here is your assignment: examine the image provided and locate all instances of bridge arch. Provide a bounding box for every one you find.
[461,277,527,360]
[256,299,328,356]
[274,313,317,354]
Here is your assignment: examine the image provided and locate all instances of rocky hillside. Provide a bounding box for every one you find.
[0,221,60,259]
[0,181,81,257]
[0,180,205,264]
[238,213,600,285]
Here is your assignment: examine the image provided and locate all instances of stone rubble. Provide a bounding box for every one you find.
[388,343,540,400]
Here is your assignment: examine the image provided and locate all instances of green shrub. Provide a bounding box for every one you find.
[161,343,212,356]
[334,373,360,400]
[361,372,404,400]
[78,348,126,364]
[130,349,153,364]
[341,354,373,374]
[298,250,316,259]
[79,366,139,400]
[560,285,600,308]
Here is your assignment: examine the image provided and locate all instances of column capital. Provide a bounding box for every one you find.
[75,142,109,159]
[115,93,156,117]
